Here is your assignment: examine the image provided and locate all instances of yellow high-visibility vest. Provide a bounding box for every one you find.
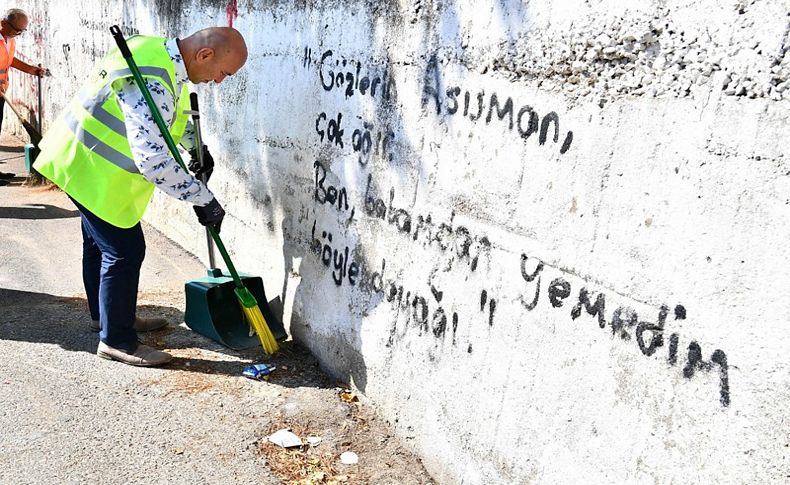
[34,36,190,228]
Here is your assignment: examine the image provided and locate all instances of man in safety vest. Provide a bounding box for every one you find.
[34,27,247,366]
[0,8,48,183]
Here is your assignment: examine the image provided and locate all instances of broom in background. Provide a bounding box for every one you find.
[1,91,46,185]
[0,92,42,146]
[110,25,278,354]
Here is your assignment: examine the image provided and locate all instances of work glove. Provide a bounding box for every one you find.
[188,144,214,183]
[193,197,225,233]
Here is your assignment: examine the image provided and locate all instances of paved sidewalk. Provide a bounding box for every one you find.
[0,135,432,484]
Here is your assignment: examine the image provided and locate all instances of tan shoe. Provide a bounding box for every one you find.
[90,316,169,332]
[96,341,172,367]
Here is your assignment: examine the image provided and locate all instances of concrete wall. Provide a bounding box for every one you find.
[14,0,790,483]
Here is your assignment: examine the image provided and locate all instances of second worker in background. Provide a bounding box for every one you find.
[0,8,49,183]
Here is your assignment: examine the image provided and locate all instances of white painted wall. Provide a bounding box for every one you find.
[15,0,790,483]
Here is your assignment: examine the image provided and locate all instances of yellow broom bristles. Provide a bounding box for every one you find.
[240,303,279,354]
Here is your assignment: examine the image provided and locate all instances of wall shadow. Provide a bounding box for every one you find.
[272,2,471,395]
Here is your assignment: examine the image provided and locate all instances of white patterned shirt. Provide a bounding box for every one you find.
[113,38,213,206]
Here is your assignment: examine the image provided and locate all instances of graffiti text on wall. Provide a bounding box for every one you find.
[309,219,490,351]
[305,48,397,102]
[422,55,574,155]
[301,45,727,407]
[519,255,730,406]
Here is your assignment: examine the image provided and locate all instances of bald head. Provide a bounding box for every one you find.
[1,8,29,38]
[179,27,247,84]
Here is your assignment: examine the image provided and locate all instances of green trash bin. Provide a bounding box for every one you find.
[184,269,288,350]
[24,143,40,173]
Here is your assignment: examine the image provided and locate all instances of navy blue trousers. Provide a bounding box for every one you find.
[71,197,145,352]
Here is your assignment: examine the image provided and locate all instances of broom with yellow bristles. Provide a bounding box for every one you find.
[110,26,278,354]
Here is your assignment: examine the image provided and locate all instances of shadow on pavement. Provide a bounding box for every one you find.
[0,204,79,219]
[0,288,177,356]
[0,288,332,389]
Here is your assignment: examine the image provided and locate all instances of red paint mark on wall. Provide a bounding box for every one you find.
[226,0,238,28]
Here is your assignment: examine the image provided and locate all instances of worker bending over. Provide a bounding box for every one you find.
[35,27,247,366]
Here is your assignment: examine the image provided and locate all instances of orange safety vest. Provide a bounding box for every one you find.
[0,36,16,90]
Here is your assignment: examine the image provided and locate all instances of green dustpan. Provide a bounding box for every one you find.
[182,93,287,349]
[185,269,287,349]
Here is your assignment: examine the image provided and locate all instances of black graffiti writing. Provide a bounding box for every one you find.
[364,174,410,232]
[487,93,513,129]
[681,342,730,407]
[423,55,574,154]
[364,174,491,270]
[668,333,679,365]
[358,258,386,294]
[314,160,355,221]
[314,49,395,101]
[515,105,538,139]
[480,290,497,326]
[519,253,729,406]
[611,306,638,340]
[571,287,606,328]
[315,112,345,148]
[710,350,730,407]
[352,121,395,166]
[384,279,459,345]
[310,221,360,286]
[305,223,472,352]
[78,18,138,35]
[548,278,572,308]
[635,305,668,357]
[352,124,373,165]
[452,313,459,345]
[519,255,543,311]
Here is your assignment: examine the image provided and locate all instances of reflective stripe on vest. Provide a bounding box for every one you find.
[106,66,175,93]
[74,64,180,139]
[62,109,139,174]
[77,87,128,139]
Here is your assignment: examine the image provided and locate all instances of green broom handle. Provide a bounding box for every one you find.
[110,26,245,288]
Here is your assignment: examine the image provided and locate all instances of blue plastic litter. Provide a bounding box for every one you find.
[242,363,276,380]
